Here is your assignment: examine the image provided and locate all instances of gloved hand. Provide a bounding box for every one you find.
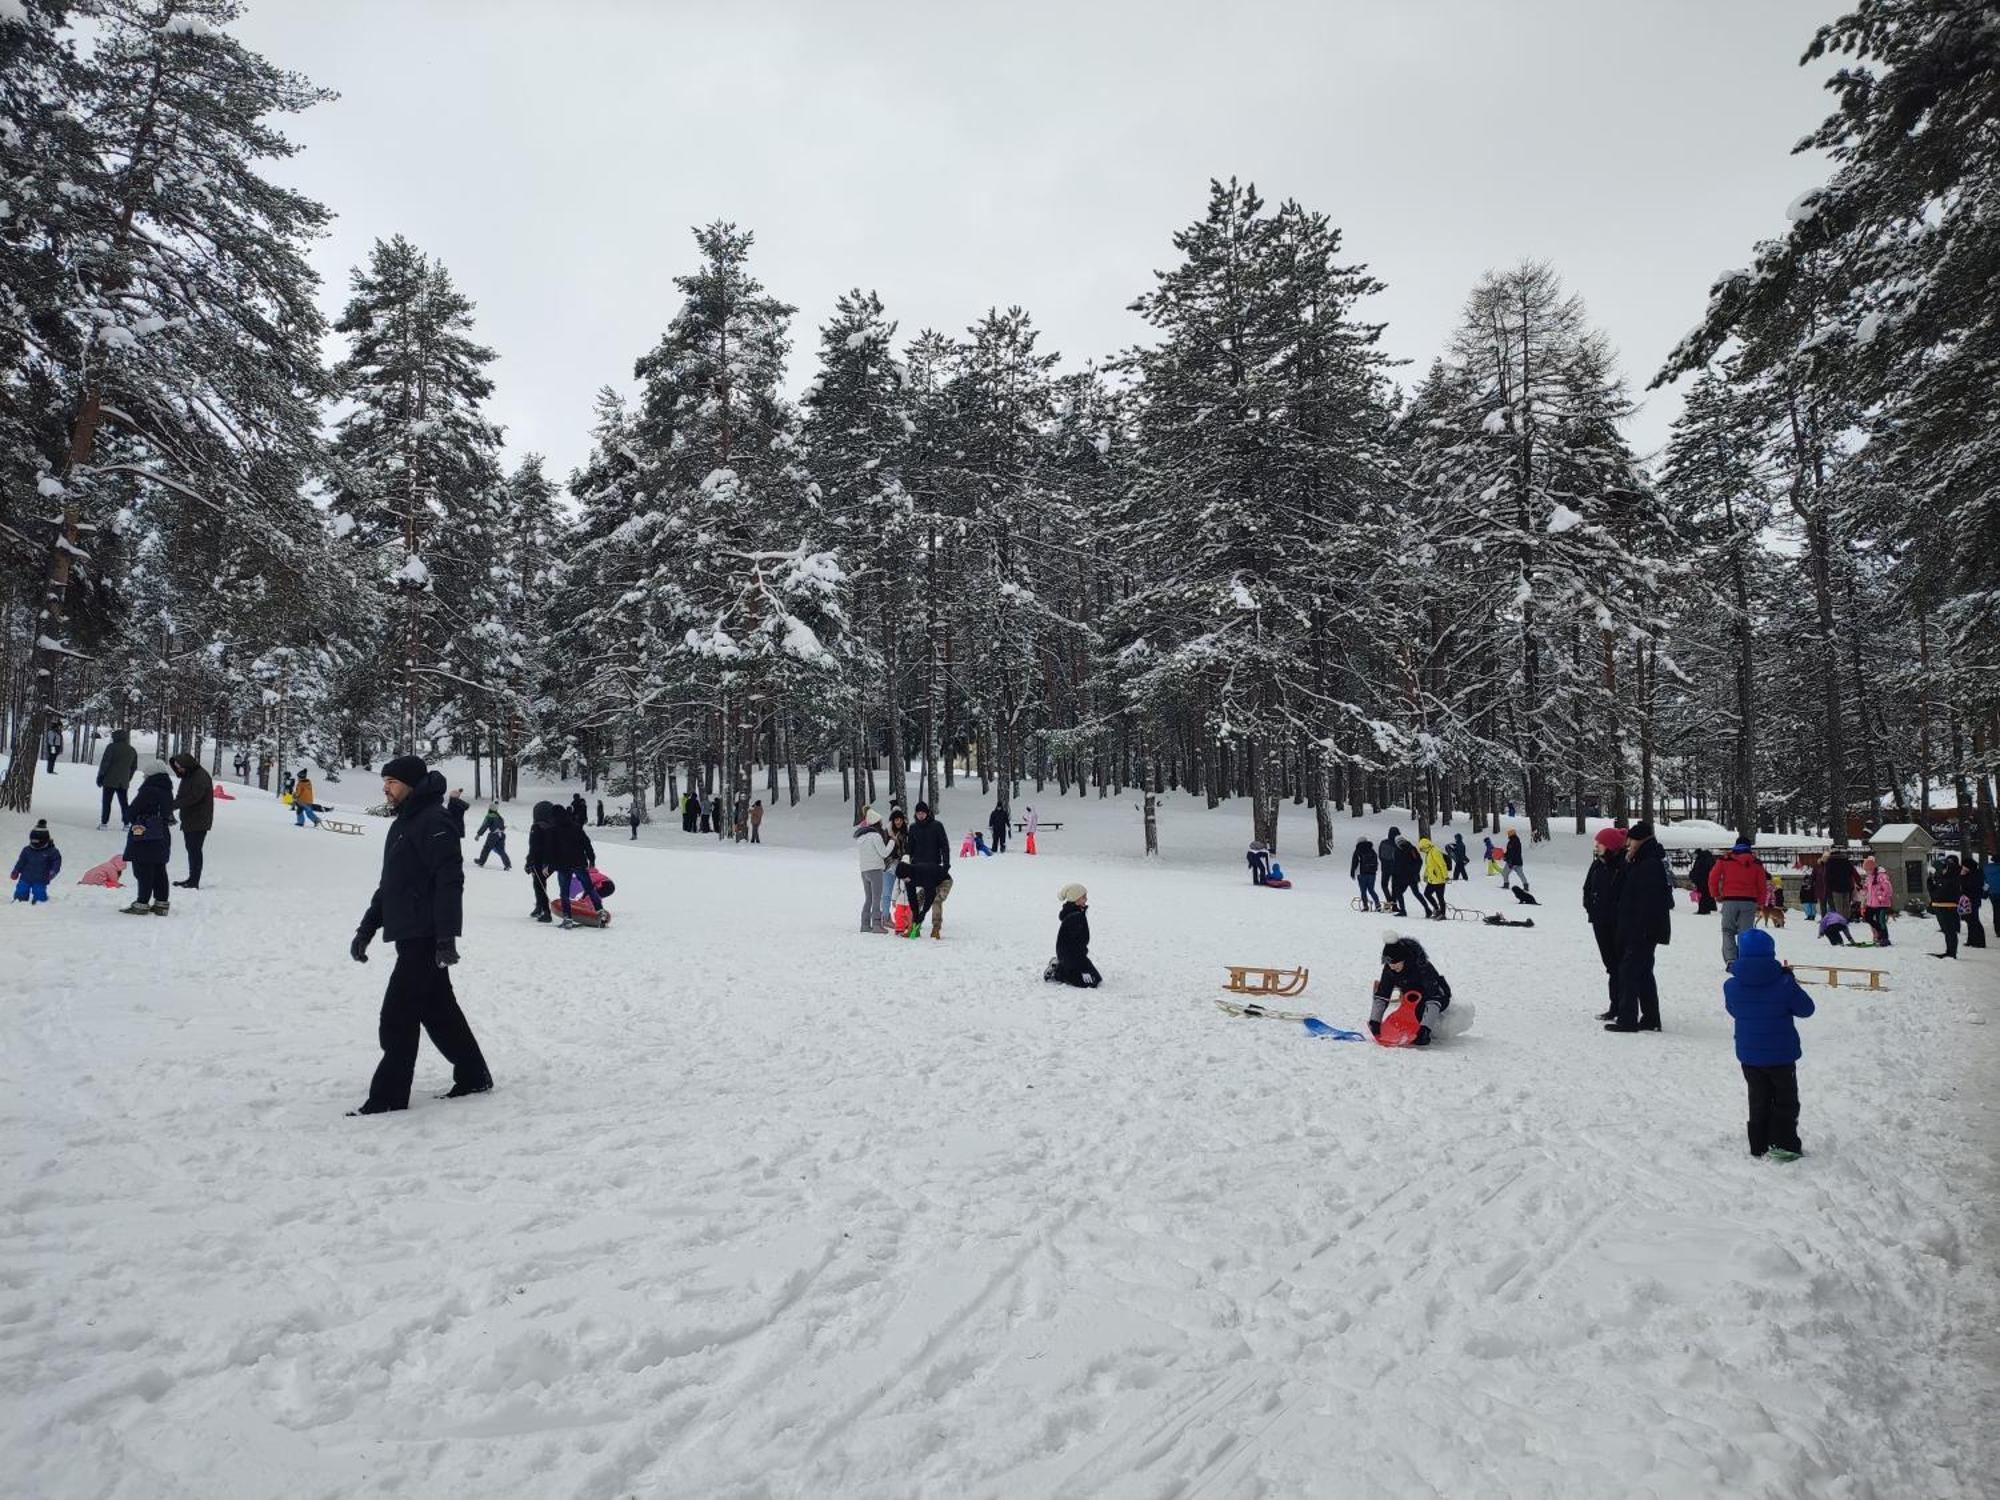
[1367,1019,1382,1038]
[350,928,373,963]
[435,939,459,969]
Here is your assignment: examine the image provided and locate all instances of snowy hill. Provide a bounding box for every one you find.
[2,768,1995,1497]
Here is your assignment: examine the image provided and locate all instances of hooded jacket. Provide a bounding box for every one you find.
[97,730,137,791]
[1504,832,1524,868]
[1056,900,1091,968]
[123,768,176,863]
[855,811,892,872]
[1861,864,1893,909]
[547,807,596,870]
[1708,849,1766,903]
[11,829,60,885]
[1377,831,1399,881]
[1350,840,1378,877]
[169,756,215,832]
[1394,838,1421,886]
[1419,838,1448,885]
[359,770,464,945]
[526,801,559,872]
[1723,928,1815,1065]
[1616,837,1672,948]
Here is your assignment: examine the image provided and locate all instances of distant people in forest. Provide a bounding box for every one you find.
[1447,832,1469,881]
[627,801,641,840]
[42,718,62,774]
[1379,828,1407,914]
[750,799,764,843]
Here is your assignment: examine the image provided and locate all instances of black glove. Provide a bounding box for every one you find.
[350,928,373,963]
[435,939,459,968]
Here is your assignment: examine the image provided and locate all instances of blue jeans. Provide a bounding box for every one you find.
[559,868,598,921]
[13,879,49,903]
[295,803,320,826]
[1356,873,1378,907]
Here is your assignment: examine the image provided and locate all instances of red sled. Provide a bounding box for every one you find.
[213,785,237,801]
[1262,878,1294,890]
[1376,999,1422,1047]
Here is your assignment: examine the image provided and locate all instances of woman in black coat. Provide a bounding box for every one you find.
[1690,848,1717,915]
[1045,883,1101,988]
[122,761,176,914]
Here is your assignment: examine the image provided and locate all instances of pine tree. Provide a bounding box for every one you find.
[1,0,333,812]
[330,235,502,754]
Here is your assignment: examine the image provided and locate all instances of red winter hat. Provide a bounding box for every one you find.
[1594,827,1629,852]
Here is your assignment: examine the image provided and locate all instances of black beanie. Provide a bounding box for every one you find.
[380,754,428,788]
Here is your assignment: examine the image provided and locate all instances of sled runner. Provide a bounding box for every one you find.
[319,818,364,836]
[1222,964,1309,998]
[1350,898,1486,921]
[1215,997,1315,1022]
[1791,963,1887,991]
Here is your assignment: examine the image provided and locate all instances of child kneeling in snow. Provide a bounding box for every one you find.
[1043,883,1101,988]
[11,820,61,903]
[1723,928,1815,1160]
[1817,905,1850,946]
[1370,935,1451,1046]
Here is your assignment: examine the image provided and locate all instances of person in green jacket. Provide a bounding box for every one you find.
[96,729,138,829]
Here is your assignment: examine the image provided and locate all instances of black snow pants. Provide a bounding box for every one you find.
[1590,921,1621,1013]
[1742,1063,1801,1156]
[366,940,490,1110]
[1615,941,1660,1028]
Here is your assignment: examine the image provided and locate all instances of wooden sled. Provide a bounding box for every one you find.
[1791,963,1887,991]
[1222,964,1308,998]
[1349,898,1486,922]
[1216,997,1315,1022]
[319,819,364,836]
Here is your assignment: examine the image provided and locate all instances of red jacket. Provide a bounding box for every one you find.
[1708,850,1767,903]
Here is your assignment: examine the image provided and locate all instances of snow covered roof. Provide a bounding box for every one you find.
[1652,820,1830,852]
[1867,823,1934,845]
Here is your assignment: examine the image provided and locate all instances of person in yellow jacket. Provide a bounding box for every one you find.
[291,768,322,827]
[1418,835,1451,921]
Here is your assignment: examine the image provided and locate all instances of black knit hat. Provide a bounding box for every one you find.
[28,818,50,846]
[380,754,428,788]
[1628,819,1655,842]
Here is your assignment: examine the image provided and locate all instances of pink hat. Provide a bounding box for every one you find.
[1594,827,1629,852]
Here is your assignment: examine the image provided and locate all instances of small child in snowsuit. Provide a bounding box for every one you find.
[1817,905,1849,946]
[1723,928,1814,1159]
[1044,882,1102,988]
[1370,934,1452,1046]
[11,820,61,903]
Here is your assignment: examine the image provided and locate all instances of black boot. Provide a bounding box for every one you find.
[1414,1026,1432,1047]
[1603,1021,1640,1033]
[346,1100,406,1116]
[438,1079,493,1100]
[1595,1010,1617,1022]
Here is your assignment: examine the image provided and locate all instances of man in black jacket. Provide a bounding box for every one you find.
[901,800,951,933]
[988,803,1009,854]
[1607,820,1672,1033]
[167,752,214,889]
[348,756,491,1114]
[525,800,559,922]
[1378,828,1405,915]
[549,804,601,929]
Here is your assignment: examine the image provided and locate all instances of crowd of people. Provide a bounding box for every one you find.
[674,788,765,843]
[1349,827,1482,918]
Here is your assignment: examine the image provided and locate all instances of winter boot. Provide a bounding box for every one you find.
[438,1079,493,1100]
[152,901,169,915]
[1767,1147,1803,1163]
[120,901,153,916]
[346,1100,406,1117]
[1414,1026,1432,1046]
[558,918,578,931]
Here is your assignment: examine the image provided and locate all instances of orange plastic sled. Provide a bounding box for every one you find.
[1376,999,1422,1047]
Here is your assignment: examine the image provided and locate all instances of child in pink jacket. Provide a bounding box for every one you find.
[1859,856,1894,946]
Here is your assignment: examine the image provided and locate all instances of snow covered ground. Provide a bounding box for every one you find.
[3,762,1996,1498]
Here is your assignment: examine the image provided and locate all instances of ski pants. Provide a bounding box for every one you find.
[365,940,490,1111]
[1742,1063,1801,1156]
[990,824,1008,852]
[13,879,48,903]
[859,869,883,931]
[1719,899,1758,964]
[1356,872,1378,908]
[1933,908,1959,958]
[182,829,206,888]
[1450,855,1468,881]
[99,785,129,825]
[295,803,321,827]
[1424,882,1447,917]
[1049,958,1102,989]
[1615,941,1660,1027]
[1865,906,1890,945]
[1965,900,1986,949]
[1370,986,1444,1029]
[1386,876,1410,915]
[133,861,170,905]
[1590,921,1621,1012]
[477,832,510,870]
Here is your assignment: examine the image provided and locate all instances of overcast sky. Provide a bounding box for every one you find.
[233,0,1841,489]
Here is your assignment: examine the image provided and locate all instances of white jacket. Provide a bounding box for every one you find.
[855,820,892,872]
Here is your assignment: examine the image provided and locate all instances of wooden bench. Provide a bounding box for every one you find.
[1791,963,1887,991]
[1222,965,1309,998]
[319,819,364,836]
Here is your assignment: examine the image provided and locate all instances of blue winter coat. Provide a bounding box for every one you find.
[11,840,61,884]
[1723,929,1815,1065]
[123,772,175,863]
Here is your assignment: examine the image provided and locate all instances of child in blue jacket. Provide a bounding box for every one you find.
[1723,928,1815,1160]
[11,820,61,903]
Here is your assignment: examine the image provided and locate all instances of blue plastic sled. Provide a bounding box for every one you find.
[1303,1018,1366,1042]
